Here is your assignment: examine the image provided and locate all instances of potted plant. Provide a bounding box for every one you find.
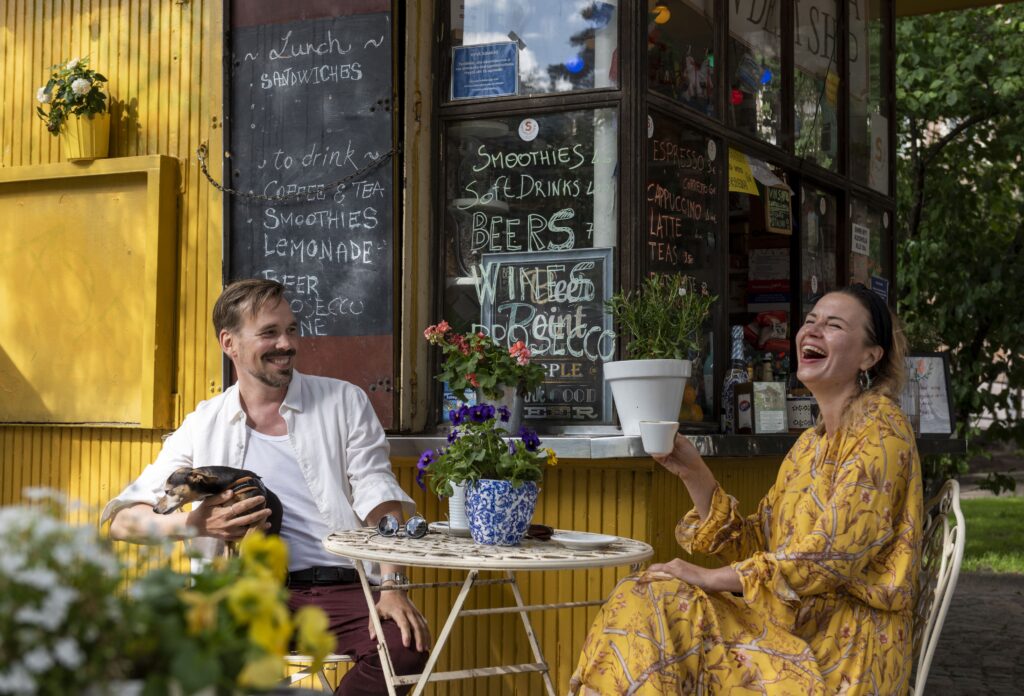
[603,273,717,435]
[423,321,545,432]
[36,57,110,161]
[0,489,335,694]
[417,403,556,546]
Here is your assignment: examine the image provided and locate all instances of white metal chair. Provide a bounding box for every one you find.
[283,652,353,691]
[909,479,966,695]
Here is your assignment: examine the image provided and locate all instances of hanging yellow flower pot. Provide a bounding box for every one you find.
[62,112,110,161]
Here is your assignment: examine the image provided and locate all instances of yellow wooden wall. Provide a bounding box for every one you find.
[0,2,223,499]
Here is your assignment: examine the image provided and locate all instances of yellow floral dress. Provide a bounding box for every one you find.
[571,395,923,695]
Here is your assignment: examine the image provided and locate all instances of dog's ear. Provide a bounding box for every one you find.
[186,469,215,486]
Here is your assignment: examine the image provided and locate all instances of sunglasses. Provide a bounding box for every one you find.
[376,513,428,539]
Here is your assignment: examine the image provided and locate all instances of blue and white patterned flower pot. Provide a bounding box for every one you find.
[465,479,538,546]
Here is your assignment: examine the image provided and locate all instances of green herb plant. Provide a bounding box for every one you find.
[604,273,717,360]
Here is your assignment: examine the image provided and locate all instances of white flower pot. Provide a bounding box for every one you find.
[604,359,691,436]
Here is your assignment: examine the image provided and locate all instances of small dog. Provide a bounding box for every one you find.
[153,466,283,537]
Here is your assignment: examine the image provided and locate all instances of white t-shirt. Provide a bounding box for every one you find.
[244,427,351,571]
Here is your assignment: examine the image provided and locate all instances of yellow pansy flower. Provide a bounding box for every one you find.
[248,603,292,655]
[226,576,279,624]
[239,531,289,582]
[237,653,285,690]
[294,605,337,669]
[545,448,558,466]
[179,590,218,635]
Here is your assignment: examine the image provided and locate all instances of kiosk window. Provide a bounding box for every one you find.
[448,0,618,99]
[800,186,837,317]
[850,0,890,194]
[794,0,840,171]
[646,113,722,424]
[849,199,891,302]
[728,0,782,145]
[441,109,619,426]
[647,0,716,118]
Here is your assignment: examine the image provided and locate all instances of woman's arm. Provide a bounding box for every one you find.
[653,434,718,519]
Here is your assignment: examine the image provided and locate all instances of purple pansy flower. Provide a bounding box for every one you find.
[447,428,459,444]
[497,405,511,422]
[518,426,541,452]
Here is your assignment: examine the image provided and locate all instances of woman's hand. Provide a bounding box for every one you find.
[638,558,709,587]
[637,558,743,594]
[652,434,703,478]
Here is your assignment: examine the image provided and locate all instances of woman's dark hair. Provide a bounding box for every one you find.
[814,284,908,434]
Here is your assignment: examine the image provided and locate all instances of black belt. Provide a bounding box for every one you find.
[286,566,358,586]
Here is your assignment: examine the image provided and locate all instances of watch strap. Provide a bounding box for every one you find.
[380,572,409,586]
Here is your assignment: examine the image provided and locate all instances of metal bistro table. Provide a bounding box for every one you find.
[323,527,653,696]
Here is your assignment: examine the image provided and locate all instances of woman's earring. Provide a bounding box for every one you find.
[857,370,873,391]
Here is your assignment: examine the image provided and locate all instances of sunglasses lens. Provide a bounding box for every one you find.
[377,514,400,536]
[406,515,428,539]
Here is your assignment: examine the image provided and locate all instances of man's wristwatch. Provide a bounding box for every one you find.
[380,572,410,586]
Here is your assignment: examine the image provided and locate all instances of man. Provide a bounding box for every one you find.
[103,279,429,695]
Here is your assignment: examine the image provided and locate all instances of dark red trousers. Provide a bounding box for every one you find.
[287,583,429,696]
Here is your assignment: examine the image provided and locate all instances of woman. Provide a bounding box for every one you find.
[571,285,923,695]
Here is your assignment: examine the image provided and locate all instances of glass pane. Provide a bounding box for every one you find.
[849,199,891,302]
[647,0,716,117]
[646,112,722,424]
[800,186,837,318]
[728,1,782,144]
[850,0,889,193]
[442,109,618,425]
[449,0,618,98]
[794,0,839,170]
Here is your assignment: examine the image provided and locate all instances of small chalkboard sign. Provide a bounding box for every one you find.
[765,185,793,235]
[477,248,615,425]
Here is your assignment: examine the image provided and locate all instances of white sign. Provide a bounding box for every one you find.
[851,223,870,256]
[518,118,539,142]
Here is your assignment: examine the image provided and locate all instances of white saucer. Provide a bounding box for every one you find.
[429,521,472,538]
[550,532,618,550]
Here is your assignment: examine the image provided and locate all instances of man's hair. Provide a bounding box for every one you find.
[212,279,286,335]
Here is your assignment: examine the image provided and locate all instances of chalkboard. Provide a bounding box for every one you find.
[477,248,614,425]
[644,113,720,290]
[765,184,793,234]
[444,109,618,278]
[229,11,393,338]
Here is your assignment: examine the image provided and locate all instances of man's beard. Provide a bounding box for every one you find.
[249,350,295,388]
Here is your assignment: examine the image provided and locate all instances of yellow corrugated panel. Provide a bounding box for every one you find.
[0,0,222,582]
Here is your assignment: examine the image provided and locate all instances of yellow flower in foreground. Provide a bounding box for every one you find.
[545,448,558,466]
[237,653,285,690]
[239,531,289,582]
[179,590,218,635]
[226,576,280,624]
[248,602,293,655]
[294,605,337,669]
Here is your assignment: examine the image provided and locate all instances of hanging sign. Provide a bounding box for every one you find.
[728,148,759,195]
[765,185,792,235]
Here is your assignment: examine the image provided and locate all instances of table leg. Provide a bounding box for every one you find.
[355,564,399,696]
[410,569,479,696]
[506,571,557,696]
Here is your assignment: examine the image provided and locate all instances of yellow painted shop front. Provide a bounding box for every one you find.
[0,1,969,693]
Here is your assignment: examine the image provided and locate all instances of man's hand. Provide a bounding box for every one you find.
[372,588,431,653]
[185,490,272,541]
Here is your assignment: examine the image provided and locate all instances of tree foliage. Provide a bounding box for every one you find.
[896,7,1024,475]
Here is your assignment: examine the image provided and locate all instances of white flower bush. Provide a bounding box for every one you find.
[0,490,126,695]
[35,56,108,135]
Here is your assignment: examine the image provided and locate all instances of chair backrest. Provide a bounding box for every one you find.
[909,479,966,695]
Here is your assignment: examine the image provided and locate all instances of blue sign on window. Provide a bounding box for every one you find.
[451,42,518,100]
[870,275,890,302]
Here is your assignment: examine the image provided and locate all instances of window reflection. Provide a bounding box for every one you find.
[794,0,840,170]
[647,0,716,117]
[850,0,889,193]
[800,186,836,318]
[849,200,891,301]
[450,0,618,97]
[728,1,782,144]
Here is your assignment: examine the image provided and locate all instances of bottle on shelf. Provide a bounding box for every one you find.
[721,325,750,434]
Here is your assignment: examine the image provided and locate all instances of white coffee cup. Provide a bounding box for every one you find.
[639,420,679,456]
